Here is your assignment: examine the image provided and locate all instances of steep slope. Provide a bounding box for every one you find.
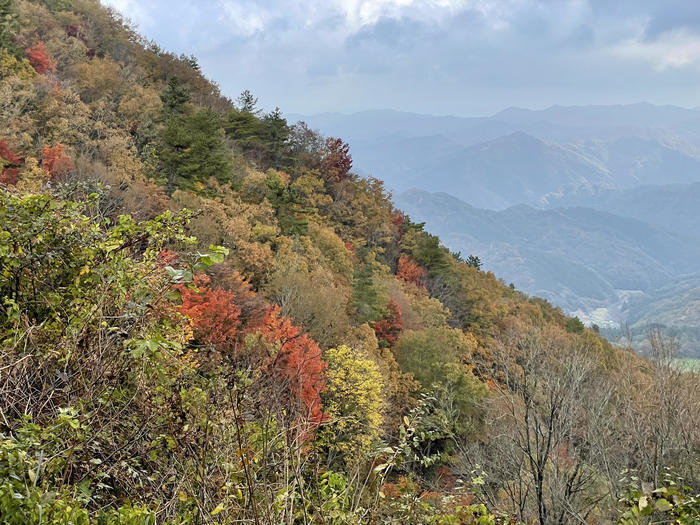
[2,1,700,523]
[395,189,700,315]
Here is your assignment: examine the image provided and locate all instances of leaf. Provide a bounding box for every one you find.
[639,495,653,515]
[655,498,673,512]
[211,503,225,516]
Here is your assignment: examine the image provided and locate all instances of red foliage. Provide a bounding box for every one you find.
[41,143,73,178]
[391,212,405,227]
[25,42,56,74]
[397,255,425,288]
[321,137,353,182]
[0,139,23,186]
[178,275,241,352]
[157,249,179,268]
[373,300,404,346]
[257,305,327,425]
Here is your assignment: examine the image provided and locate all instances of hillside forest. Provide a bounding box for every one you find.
[1,1,699,523]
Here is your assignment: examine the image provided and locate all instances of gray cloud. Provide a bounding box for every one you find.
[103,0,700,115]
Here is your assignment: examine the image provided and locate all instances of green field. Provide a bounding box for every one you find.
[673,358,700,372]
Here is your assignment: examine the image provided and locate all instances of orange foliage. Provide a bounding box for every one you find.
[257,305,327,425]
[397,255,425,288]
[178,275,241,353]
[41,143,73,178]
[373,300,404,346]
[26,42,56,74]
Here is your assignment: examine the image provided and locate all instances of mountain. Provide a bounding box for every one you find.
[492,102,700,128]
[294,105,700,209]
[394,189,700,332]
[544,182,700,243]
[408,132,611,209]
[3,1,700,522]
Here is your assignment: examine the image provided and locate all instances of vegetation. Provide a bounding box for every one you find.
[0,1,699,523]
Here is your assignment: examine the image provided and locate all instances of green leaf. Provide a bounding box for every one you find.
[655,498,673,512]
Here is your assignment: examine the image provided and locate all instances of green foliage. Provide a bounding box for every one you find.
[160,76,191,113]
[466,255,482,270]
[412,234,450,275]
[0,0,19,55]
[350,257,386,323]
[158,108,232,193]
[618,472,700,525]
[2,1,696,523]
[264,170,309,234]
[565,316,585,333]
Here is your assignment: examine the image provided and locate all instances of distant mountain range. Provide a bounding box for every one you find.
[291,103,700,355]
[290,103,700,209]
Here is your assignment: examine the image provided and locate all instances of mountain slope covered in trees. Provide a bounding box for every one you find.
[1,1,699,523]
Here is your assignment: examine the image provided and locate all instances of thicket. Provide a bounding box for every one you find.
[1,0,699,523]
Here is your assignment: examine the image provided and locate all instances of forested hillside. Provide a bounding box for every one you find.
[1,1,699,523]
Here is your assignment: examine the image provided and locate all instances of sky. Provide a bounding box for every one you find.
[101,0,700,116]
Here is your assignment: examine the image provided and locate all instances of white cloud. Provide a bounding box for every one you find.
[613,29,700,70]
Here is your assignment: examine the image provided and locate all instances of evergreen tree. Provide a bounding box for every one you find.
[350,257,385,323]
[160,77,191,113]
[262,107,290,169]
[264,171,309,235]
[466,254,482,270]
[236,89,260,114]
[159,109,231,194]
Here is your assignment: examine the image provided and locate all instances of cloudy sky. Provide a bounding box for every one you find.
[102,0,700,116]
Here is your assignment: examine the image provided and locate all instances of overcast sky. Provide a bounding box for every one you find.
[102,0,700,116]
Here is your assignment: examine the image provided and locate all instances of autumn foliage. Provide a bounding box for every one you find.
[0,139,22,185]
[25,42,56,74]
[41,143,73,178]
[177,271,326,426]
[178,275,241,352]
[257,305,327,425]
[321,137,353,182]
[397,255,425,288]
[373,300,404,346]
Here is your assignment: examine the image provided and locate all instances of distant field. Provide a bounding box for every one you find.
[673,358,700,372]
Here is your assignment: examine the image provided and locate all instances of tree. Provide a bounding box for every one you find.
[160,76,191,113]
[373,300,404,347]
[236,89,260,114]
[350,258,385,323]
[178,274,241,354]
[466,255,482,270]
[318,345,383,463]
[257,305,327,426]
[0,139,22,185]
[25,41,56,74]
[397,255,425,288]
[41,143,73,178]
[565,316,585,334]
[468,327,613,524]
[0,0,19,55]
[262,107,290,169]
[158,109,232,193]
[321,137,352,182]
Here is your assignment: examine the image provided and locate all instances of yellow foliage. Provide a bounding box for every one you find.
[319,345,384,462]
